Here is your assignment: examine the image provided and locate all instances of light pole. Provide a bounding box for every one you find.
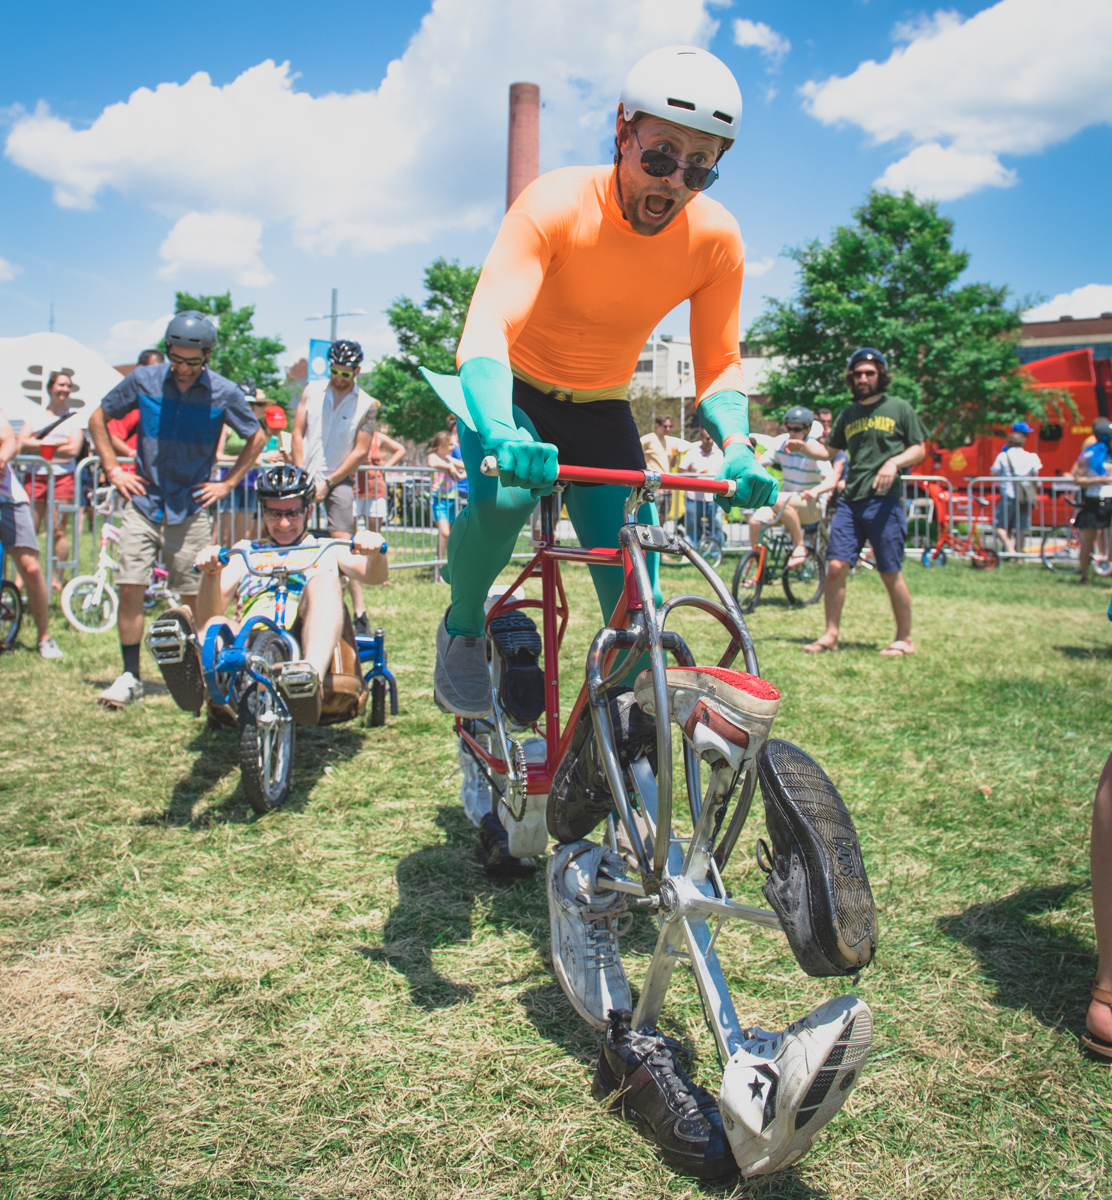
[305,288,366,342]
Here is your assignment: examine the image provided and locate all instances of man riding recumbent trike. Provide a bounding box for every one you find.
[145,465,396,813]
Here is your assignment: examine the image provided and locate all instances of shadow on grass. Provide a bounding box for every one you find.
[1052,643,1112,661]
[936,882,1094,1032]
[138,721,365,828]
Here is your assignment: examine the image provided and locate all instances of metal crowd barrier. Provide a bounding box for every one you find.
[965,475,1082,560]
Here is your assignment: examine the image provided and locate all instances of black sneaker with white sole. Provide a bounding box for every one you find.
[477,812,536,879]
[489,610,545,725]
[593,1009,735,1180]
[547,688,657,844]
[755,739,876,977]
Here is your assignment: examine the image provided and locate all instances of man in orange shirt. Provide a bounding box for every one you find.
[428,46,870,1182]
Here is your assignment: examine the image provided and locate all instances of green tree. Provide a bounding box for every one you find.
[369,257,481,443]
[166,292,286,390]
[749,191,1042,442]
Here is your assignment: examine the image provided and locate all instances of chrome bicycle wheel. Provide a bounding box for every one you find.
[61,575,118,633]
[238,629,295,814]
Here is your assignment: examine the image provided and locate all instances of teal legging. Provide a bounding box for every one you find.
[444,412,661,638]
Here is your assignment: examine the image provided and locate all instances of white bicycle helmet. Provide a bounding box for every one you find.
[619,45,742,151]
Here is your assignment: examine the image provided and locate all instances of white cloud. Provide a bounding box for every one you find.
[874,143,1017,202]
[801,0,1112,200]
[733,18,790,68]
[3,0,719,261]
[0,256,23,282]
[97,313,174,364]
[1024,284,1112,322]
[745,256,776,278]
[158,211,274,287]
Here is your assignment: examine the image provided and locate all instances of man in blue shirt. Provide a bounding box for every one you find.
[1072,417,1112,584]
[87,311,266,708]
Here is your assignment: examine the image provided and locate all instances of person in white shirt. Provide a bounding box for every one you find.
[990,421,1043,555]
[748,407,835,569]
[678,426,724,543]
[640,413,691,525]
[292,339,378,632]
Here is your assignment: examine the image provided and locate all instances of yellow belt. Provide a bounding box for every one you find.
[511,365,629,404]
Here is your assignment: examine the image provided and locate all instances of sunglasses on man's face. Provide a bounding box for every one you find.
[330,366,355,379]
[634,128,719,192]
[262,505,308,520]
[168,352,205,368]
[785,425,809,434]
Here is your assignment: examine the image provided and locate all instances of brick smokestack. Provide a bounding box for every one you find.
[506,82,540,211]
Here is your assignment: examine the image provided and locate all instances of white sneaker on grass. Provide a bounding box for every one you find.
[719,993,872,1177]
[97,672,144,709]
[38,637,64,660]
[546,839,632,1029]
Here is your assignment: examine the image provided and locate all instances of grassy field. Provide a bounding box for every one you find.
[1,555,1110,1199]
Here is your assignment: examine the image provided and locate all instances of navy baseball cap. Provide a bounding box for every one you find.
[1011,421,1034,434]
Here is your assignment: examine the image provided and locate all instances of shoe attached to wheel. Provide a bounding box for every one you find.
[146,606,204,713]
[97,671,144,709]
[433,609,491,719]
[719,993,873,1177]
[489,609,545,725]
[634,667,780,772]
[277,660,323,727]
[546,688,657,844]
[546,840,631,1029]
[756,739,877,976]
[593,1009,735,1180]
[477,811,536,879]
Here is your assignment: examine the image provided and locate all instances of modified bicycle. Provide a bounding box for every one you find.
[456,458,877,1179]
[730,520,826,613]
[147,538,396,814]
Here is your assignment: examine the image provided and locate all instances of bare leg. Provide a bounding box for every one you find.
[52,507,70,587]
[1080,528,1097,582]
[747,517,762,549]
[435,517,450,583]
[330,525,365,618]
[12,547,50,640]
[297,573,344,680]
[996,525,1015,556]
[117,583,147,648]
[879,569,913,644]
[1088,751,1112,1043]
[805,558,850,650]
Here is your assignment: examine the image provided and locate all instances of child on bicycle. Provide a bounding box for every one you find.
[746,407,835,570]
[152,465,387,727]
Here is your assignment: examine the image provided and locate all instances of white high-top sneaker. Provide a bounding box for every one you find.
[719,993,872,1176]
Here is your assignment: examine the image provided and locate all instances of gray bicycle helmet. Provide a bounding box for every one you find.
[784,406,814,427]
[257,464,315,506]
[165,310,217,350]
[1094,417,1112,442]
[847,347,887,370]
[328,340,364,367]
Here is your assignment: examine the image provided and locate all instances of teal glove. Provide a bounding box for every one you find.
[459,357,557,494]
[698,389,778,511]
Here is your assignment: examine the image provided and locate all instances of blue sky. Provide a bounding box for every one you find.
[1,0,1109,369]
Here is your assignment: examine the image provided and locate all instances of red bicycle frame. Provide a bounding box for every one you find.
[457,463,746,813]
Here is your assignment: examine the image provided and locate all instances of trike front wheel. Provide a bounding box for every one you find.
[731,550,763,613]
[238,629,295,814]
[61,575,118,633]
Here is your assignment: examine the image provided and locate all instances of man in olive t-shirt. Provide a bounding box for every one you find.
[785,348,928,656]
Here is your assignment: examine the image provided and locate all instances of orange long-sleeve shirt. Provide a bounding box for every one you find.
[456,165,747,405]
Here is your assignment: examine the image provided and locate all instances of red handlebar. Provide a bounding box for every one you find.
[479,456,737,497]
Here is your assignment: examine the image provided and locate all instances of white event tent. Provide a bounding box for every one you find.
[0,332,125,431]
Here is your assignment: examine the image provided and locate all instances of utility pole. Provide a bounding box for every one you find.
[305,289,366,341]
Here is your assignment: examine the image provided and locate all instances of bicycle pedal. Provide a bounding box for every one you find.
[489,610,544,725]
[147,619,192,665]
[279,663,319,698]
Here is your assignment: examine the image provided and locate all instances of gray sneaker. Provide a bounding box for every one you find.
[38,637,64,660]
[97,671,144,709]
[433,610,491,718]
[547,839,632,1030]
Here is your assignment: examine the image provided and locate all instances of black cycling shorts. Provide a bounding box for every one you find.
[1076,496,1112,530]
[511,377,646,474]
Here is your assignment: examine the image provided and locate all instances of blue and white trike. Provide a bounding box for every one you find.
[148,538,397,814]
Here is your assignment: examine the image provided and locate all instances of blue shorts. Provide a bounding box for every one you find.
[826,494,907,574]
[432,496,456,524]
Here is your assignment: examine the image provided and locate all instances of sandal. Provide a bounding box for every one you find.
[786,546,808,570]
[879,641,915,657]
[802,640,838,654]
[1082,980,1112,1059]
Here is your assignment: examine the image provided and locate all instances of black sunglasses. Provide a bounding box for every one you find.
[784,424,809,433]
[634,128,719,192]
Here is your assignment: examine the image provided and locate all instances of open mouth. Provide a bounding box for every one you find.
[643,194,675,221]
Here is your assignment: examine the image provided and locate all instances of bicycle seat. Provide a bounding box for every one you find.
[634,667,781,771]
